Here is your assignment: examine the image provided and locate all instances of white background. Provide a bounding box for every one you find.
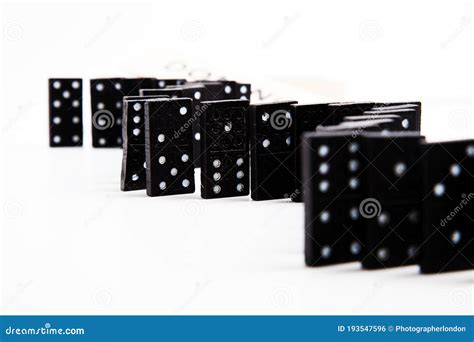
[0,0,472,314]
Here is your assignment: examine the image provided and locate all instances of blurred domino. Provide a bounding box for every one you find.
[49,78,83,147]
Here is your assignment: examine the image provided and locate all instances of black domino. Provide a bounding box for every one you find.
[419,140,474,273]
[49,78,83,147]
[360,132,425,269]
[144,98,195,197]
[200,99,250,199]
[302,131,367,266]
[249,101,298,201]
[120,95,169,191]
[371,102,421,131]
[344,108,420,132]
[194,80,251,101]
[317,117,401,133]
[292,103,332,202]
[155,79,187,88]
[90,78,127,147]
[327,101,421,129]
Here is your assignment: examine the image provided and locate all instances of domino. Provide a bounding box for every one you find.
[120,95,169,191]
[292,103,333,202]
[419,140,474,273]
[249,101,298,201]
[194,80,251,100]
[154,79,187,88]
[344,108,420,132]
[235,83,251,100]
[124,78,160,96]
[192,81,234,101]
[371,102,421,131]
[302,130,367,266]
[317,118,402,133]
[49,78,83,147]
[144,98,195,197]
[199,99,250,199]
[326,102,376,125]
[163,84,208,167]
[360,132,425,269]
[90,78,127,148]
[139,81,188,97]
[327,101,421,129]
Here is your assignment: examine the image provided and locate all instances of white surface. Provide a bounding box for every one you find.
[1,0,473,315]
